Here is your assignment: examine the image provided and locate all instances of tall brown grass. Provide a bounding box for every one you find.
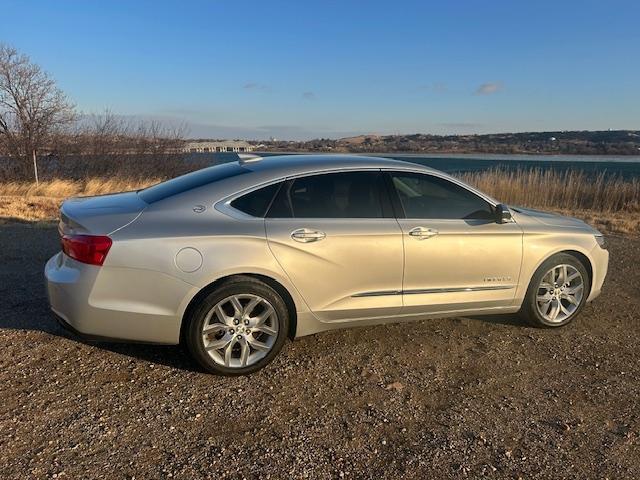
[1,168,639,234]
[460,168,640,213]
[1,168,639,213]
[0,177,162,198]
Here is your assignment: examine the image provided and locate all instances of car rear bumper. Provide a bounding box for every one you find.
[45,252,196,344]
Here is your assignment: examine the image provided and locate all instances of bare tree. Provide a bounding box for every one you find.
[73,110,186,155]
[0,44,75,182]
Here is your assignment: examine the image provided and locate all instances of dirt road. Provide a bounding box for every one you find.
[1,224,638,479]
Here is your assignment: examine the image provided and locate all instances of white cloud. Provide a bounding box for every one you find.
[475,82,504,95]
[243,82,270,92]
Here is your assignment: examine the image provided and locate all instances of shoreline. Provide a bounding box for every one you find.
[256,151,640,161]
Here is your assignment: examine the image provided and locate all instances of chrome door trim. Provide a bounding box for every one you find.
[403,285,515,295]
[351,290,402,298]
[352,285,515,297]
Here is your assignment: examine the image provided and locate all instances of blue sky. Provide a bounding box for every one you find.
[3,0,639,139]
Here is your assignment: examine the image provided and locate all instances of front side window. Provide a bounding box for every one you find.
[267,171,385,218]
[389,172,494,220]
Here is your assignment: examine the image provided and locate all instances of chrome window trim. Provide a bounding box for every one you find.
[215,178,286,220]
[216,167,385,220]
[214,165,499,220]
[381,167,499,208]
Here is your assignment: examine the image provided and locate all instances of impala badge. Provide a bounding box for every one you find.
[193,205,206,213]
[484,276,512,283]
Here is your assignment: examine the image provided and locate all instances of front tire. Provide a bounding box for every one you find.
[185,276,290,376]
[520,253,590,328]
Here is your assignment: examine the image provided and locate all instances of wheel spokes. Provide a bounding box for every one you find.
[537,292,553,303]
[230,297,243,317]
[239,337,250,367]
[548,299,561,320]
[203,294,279,368]
[214,304,232,324]
[565,284,583,295]
[243,296,261,317]
[203,323,226,335]
[206,335,232,351]
[560,265,568,284]
[253,324,277,336]
[536,264,584,323]
[559,302,571,316]
[566,271,581,283]
[252,306,275,326]
[247,337,270,352]
[224,336,238,366]
[564,293,579,305]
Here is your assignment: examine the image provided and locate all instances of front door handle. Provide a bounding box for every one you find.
[408,226,439,240]
[291,228,326,243]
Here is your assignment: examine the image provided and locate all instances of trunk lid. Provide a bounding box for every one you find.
[59,191,147,236]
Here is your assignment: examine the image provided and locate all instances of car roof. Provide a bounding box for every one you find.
[242,154,441,177]
[142,153,499,208]
[232,154,497,206]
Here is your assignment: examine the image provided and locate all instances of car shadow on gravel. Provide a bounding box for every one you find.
[60,312,528,374]
[97,342,201,372]
[462,312,527,326]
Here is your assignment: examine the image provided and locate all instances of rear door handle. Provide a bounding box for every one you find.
[408,226,439,240]
[291,228,326,243]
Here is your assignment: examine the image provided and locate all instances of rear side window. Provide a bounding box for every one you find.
[139,162,248,203]
[389,172,494,220]
[267,171,385,218]
[230,182,282,217]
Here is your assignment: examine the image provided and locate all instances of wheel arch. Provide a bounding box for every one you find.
[516,242,597,307]
[529,248,594,296]
[561,250,593,289]
[179,273,298,344]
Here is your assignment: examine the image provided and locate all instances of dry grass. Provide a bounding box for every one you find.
[0,177,161,225]
[0,177,161,198]
[1,169,639,235]
[460,168,640,213]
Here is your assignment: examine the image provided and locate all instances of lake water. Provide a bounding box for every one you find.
[257,152,640,179]
[5,152,637,180]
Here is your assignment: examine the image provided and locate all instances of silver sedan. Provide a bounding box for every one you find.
[45,155,609,375]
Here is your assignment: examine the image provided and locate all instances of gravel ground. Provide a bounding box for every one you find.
[0,224,638,479]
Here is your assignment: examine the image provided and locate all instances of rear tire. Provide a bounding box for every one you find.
[185,276,290,376]
[519,253,590,328]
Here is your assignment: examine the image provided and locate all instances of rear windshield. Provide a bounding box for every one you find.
[138,162,249,203]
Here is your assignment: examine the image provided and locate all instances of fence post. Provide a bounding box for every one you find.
[32,149,39,185]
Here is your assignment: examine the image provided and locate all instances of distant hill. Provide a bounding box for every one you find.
[255,130,640,155]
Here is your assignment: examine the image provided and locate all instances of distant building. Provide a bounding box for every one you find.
[183,140,254,153]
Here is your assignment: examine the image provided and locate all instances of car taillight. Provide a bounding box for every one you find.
[61,234,112,266]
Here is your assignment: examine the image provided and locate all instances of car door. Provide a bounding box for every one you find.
[265,170,403,322]
[385,170,523,315]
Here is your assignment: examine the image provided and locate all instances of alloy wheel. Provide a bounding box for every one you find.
[201,294,279,368]
[536,264,584,323]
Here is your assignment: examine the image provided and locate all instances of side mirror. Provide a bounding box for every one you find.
[495,204,513,224]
